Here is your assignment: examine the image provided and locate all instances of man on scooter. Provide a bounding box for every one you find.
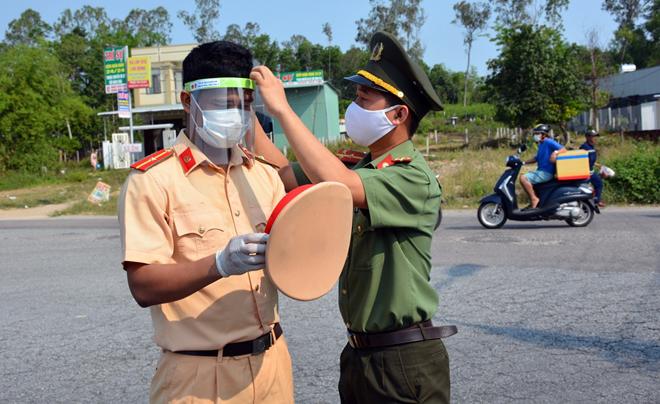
[580,129,606,208]
[520,124,566,209]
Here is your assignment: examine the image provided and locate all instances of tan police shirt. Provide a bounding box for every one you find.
[119,131,285,351]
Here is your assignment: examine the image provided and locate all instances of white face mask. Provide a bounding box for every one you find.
[191,95,250,149]
[533,134,542,143]
[344,102,400,147]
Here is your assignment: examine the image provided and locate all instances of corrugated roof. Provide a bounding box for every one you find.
[600,65,660,98]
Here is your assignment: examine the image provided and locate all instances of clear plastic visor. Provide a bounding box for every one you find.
[186,79,256,159]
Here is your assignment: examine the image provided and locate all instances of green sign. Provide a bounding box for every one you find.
[104,46,128,94]
[278,70,324,85]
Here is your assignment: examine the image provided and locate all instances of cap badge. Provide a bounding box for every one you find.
[370,42,384,61]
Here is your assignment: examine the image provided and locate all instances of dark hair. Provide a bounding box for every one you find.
[183,41,253,85]
[384,93,421,135]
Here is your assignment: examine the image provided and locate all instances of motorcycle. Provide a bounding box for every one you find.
[477,145,600,229]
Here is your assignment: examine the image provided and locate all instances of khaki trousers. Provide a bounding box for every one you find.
[150,336,294,404]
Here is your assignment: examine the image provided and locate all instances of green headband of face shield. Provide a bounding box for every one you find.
[184,77,255,92]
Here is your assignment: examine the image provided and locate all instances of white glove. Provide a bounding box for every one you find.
[215,233,269,278]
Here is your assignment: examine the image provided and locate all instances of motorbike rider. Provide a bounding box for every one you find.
[579,129,605,208]
[521,124,567,209]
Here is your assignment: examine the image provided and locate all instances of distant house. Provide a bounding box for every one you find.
[571,65,660,136]
[270,70,341,149]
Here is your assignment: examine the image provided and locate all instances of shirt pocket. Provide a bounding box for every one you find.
[351,212,376,271]
[172,210,228,259]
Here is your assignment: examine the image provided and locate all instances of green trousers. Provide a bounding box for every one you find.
[338,338,450,403]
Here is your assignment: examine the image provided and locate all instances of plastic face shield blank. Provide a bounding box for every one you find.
[186,77,257,163]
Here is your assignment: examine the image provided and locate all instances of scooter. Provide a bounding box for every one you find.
[477,145,600,229]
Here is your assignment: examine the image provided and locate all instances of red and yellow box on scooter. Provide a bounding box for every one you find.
[556,150,590,181]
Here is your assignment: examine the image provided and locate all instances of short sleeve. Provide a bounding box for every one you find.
[290,162,312,186]
[550,139,564,151]
[118,171,175,266]
[355,164,438,229]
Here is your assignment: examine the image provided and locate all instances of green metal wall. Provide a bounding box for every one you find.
[272,84,340,149]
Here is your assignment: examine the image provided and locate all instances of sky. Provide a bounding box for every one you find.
[1,1,620,76]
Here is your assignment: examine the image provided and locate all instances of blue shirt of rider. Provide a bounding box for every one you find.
[579,142,597,171]
[536,138,564,175]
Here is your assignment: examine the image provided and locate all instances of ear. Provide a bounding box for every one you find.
[389,105,409,126]
[180,91,191,113]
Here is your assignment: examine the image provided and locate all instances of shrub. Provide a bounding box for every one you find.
[606,144,660,204]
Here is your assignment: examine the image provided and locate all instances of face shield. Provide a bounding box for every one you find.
[185,77,256,163]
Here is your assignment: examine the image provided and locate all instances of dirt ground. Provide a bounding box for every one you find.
[0,203,73,219]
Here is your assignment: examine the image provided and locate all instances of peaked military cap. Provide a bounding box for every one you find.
[345,31,443,118]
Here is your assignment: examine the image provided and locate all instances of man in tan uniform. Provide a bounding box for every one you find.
[119,41,293,404]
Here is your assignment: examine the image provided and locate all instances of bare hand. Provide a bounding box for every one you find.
[250,66,290,118]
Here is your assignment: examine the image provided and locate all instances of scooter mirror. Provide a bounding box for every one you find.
[518,144,527,153]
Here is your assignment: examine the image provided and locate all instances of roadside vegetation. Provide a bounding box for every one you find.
[1,132,656,216]
[0,165,127,216]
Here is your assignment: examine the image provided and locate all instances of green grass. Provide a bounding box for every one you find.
[0,165,129,216]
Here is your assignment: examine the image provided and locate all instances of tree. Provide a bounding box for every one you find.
[322,22,333,78]
[602,0,652,63]
[493,0,532,25]
[250,34,280,67]
[493,0,569,27]
[123,7,172,46]
[178,0,221,43]
[0,45,92,171]
[4,9,51,46]
[427,63,462,104]
[452,1,491,107]
[223,22,262,49]
[486,24,588,136]
[602,0,651,26]
[355,0,427,61]
[53,6,111,39]
[644,0,660,65]
[580,29,613,130]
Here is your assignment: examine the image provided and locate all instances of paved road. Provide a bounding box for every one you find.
[0,208,658,403]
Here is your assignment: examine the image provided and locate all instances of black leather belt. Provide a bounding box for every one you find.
[347,320,457,349]
[174,323,282,357]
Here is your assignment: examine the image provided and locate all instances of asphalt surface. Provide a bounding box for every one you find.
[0,207,658,403]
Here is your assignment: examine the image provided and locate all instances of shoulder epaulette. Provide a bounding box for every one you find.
[336,149,367,165]
[130,149,174,171]
[377,154,412,169]
[254,155,281,170]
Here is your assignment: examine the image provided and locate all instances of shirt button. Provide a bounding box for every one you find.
[234,210,241,217]
[198,226,206,234]
[357,225,362,232]
[341,289,347,295]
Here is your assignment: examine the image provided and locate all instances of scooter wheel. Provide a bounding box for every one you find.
[566,201,594,227]
[478,202,507,229]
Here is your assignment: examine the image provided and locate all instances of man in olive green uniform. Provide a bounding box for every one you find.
[251,31,456,403]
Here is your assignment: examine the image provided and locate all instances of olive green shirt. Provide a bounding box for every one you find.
[292,140,441,333]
